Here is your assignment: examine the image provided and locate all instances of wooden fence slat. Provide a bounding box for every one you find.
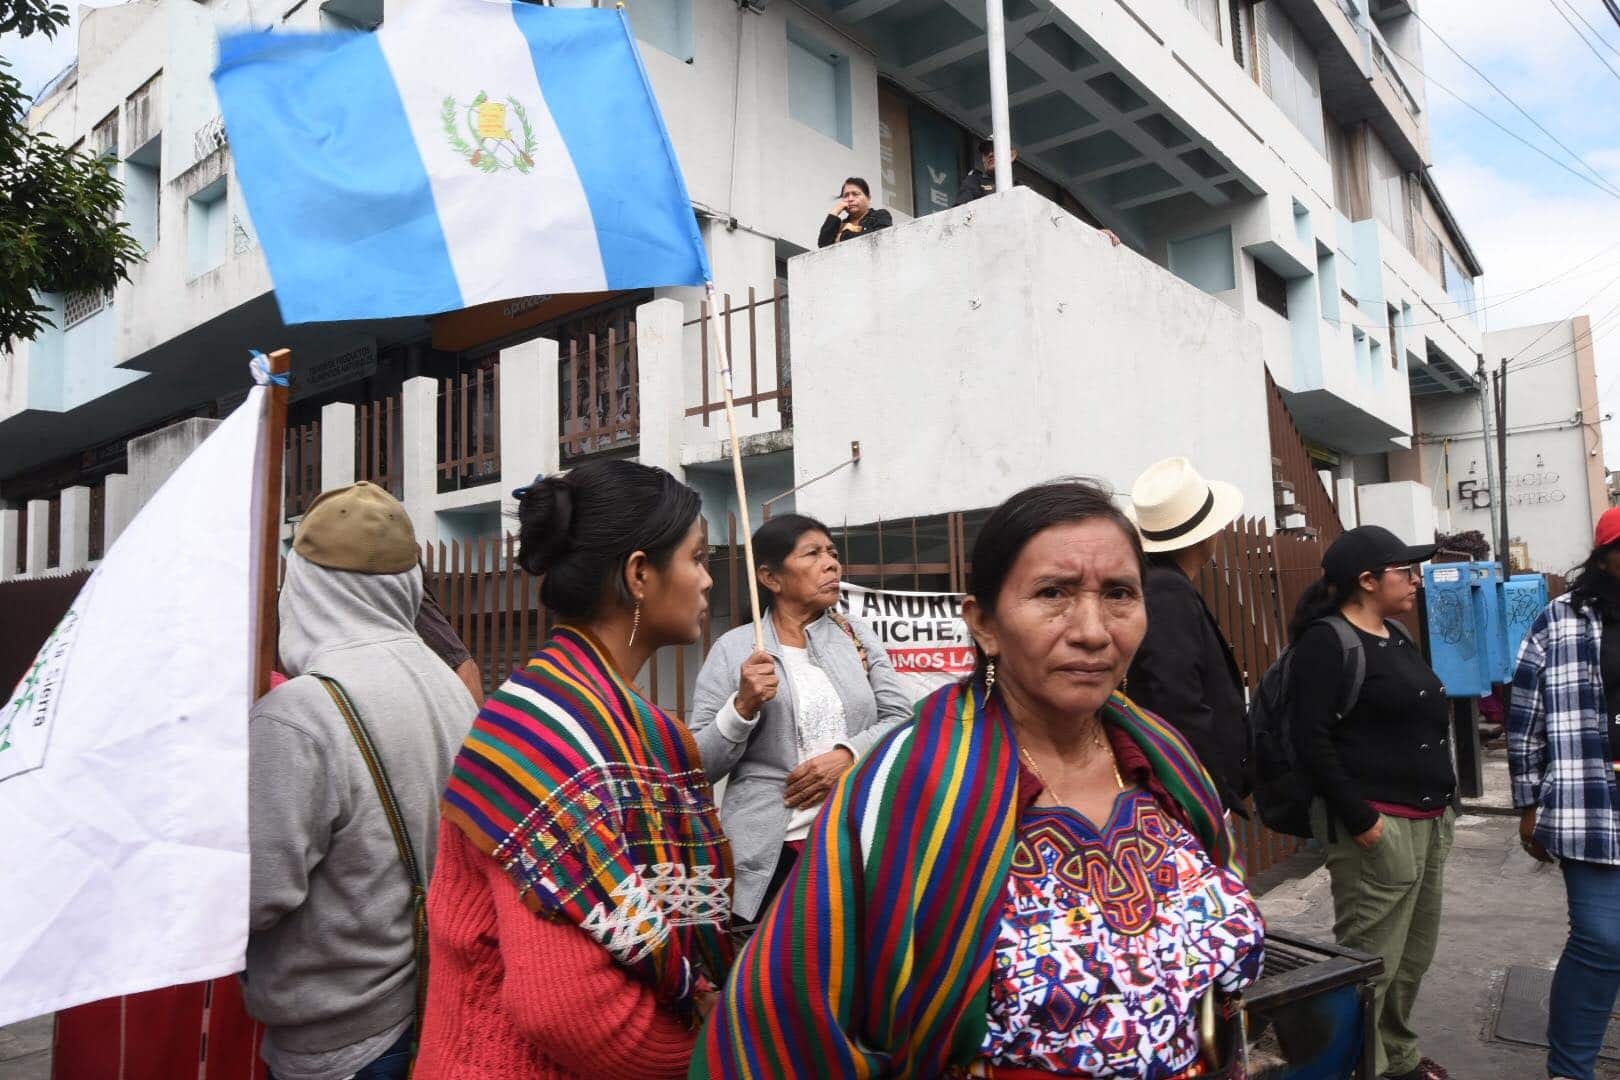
[747,286,759,418]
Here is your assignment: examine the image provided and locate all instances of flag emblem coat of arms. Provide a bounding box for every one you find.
[445,93,537,173]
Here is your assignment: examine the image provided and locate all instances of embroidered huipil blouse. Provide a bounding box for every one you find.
[979,745,1265,1079]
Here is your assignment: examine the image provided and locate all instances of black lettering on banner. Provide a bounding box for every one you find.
[862,594,881,618]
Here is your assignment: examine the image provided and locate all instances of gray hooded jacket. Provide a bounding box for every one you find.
[245,550,476,1079]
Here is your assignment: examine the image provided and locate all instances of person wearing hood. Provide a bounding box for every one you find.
[245,482,476,1080]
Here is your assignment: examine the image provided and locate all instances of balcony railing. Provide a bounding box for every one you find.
[285,419,322,519]
[685,281,791,430]
[357,394,402,498]
[559,324,639,461]
[439,363,501,492]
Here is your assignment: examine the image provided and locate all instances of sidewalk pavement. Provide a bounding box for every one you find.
[0,1016,49,1080]
[1260,750,1612,1079]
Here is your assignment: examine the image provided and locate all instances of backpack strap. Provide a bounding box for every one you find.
[825,610,871,674]
[1320,614,1367,719]
[313,675,428,1051]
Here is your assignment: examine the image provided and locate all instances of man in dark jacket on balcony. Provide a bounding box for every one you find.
[1126,456,1251,813]
[955,138,1123,247]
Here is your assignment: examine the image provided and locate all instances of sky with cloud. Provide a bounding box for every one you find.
[6,0,1620,462]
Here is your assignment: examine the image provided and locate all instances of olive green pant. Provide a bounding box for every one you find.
[1310,801,1456,1078]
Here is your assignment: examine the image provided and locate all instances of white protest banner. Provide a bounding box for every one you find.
[0,387,264,1025]
[837,582,973,701]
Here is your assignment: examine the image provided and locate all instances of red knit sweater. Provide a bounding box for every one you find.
[414,826,698,1079]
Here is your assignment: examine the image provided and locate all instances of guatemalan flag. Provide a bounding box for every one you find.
[213,1,709,324]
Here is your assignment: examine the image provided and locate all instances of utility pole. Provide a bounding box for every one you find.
[1474,355,1500,562]
[985,0,1013,193]
[1494,358,1512,578]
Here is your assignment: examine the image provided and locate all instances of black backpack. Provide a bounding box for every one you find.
[1249,614,1412,837]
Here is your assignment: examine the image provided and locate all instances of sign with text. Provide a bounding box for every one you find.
[291,340,378,402]
[837,582,972,700]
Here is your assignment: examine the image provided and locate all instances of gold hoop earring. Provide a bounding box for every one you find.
[984,657,997,695]
[628,601,642,648]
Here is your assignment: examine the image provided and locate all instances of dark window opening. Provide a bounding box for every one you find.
[1255,260,1289,317]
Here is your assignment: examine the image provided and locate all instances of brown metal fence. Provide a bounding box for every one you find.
[88,483,106,562]
[559,324,640,461]
[357,394,402,498]
[438,361,501,492]
[685,282,791,430]
[0,570,91,691]
[285,419,322,519]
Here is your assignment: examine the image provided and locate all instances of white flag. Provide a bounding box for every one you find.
[0,386,266,1025]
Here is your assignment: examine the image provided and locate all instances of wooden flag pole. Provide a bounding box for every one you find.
[253,348,292,699]
[705,283,766,652]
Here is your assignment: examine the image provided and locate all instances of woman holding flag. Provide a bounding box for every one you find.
[416,460,733,1078]
[692,480,1263,1079]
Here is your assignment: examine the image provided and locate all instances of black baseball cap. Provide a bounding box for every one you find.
[1322,525,1438,589]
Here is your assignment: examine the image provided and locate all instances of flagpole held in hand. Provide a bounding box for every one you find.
[251,348,292,699]
[705,282,766,653]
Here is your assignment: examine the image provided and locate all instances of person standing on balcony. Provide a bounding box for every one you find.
[246,483,477,1080]
[817,177,893,247]
[688,514,912,927]
[1287,526,1452,1080]
[417,460,734,1079]
[1510,508,1620,1080]
[1125,456,1250,813]
[955,138,1123,247]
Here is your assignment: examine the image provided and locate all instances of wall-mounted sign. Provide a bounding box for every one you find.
[291,340,378,402]
[431,290,620,353]
[1457,472,1566,511]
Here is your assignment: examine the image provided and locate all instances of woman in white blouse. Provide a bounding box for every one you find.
[689,515,913,926]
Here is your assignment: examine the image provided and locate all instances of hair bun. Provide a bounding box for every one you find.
[516,476,574,575]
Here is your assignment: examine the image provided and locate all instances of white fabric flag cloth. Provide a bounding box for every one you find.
[0,387,265,1026]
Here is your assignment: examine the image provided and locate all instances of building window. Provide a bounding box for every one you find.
[787,23,853,147]
[1263,7,1326,155]
[187,177,229,279]
[1184,0,1221,41]
[1168,227,1236,294]
[1366,132,1409,241]
[1255,259,1289,317]
[1441,247,1477,315]
[1387,303,1400,368]
[126,157,161,251]
[1231,0,1258,76]
[63,288,110,328]
[623,0,692,62]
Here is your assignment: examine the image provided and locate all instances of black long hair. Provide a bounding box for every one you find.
[1288,576,1347,642]
[965,479,1144,687]
[514,459,700,620]
[750,513,834,618]
[1570,541,1620,617]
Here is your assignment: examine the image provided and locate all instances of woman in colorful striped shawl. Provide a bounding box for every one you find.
[417,460,734,1080]
[693,480,1264,1080]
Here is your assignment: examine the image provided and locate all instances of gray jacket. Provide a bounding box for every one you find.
[690,612,912,921]
[246,551,476,1079]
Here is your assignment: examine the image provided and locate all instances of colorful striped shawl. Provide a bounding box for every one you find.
[442,626,734,1014]
[691,682,1232,1079]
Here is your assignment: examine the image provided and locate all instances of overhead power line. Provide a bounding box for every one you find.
[1408,8,1620,199]
[1546,0,1620,85]
[1561,0,1620,59]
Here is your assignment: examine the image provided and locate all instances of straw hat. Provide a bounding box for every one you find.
[1127,457,1244,554]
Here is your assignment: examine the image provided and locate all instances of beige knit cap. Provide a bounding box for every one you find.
[292,482,418,574]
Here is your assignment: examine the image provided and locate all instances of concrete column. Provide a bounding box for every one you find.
[0,507,18,581]
[635,299,687,479]
[127,418,221,519]
[103,473,133,550]
[320,400,357,492]
[400,375,440,545]
[498,337,559,522]
[58,485,92,571]
[25,498,49,575]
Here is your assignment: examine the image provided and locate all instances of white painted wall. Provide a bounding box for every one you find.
[789,188,1272,527]
[1415,319,1605,574]
[1357,479,1437,547]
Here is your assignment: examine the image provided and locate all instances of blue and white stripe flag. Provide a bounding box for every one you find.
[213,1,710,324]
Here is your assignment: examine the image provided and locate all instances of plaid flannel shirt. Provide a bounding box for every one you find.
[1509,594,1620,865]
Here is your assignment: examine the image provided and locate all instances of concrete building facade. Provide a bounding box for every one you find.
[1,0,1498,584]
